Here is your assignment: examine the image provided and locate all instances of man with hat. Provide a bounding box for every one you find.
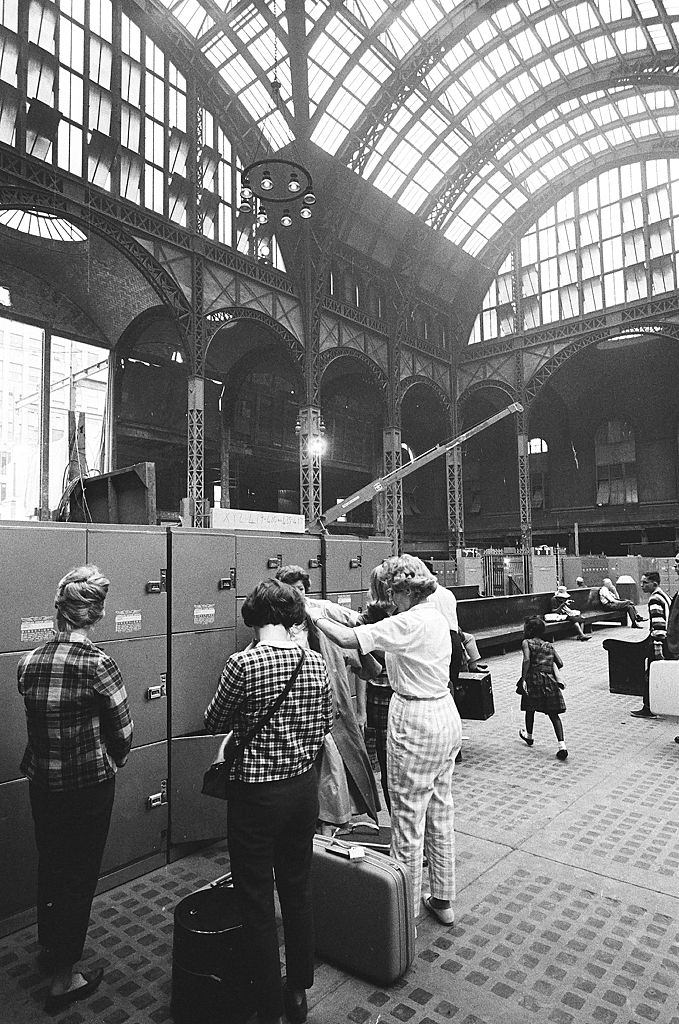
[549,585,591,641]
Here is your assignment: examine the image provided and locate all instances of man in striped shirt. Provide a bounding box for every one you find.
[630,572,670,719]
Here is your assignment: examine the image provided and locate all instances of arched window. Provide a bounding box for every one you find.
[528,437,549,509]
[595,420,638,505]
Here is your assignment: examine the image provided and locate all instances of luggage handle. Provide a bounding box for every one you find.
[325,839,366,860]
[209,873,233,888]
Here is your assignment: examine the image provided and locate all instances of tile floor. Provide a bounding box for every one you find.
[3,620,679,1024]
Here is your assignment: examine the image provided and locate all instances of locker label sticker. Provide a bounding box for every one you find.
[115,609,142,633]
[194,603,216,626]
[21,616,54,644]
[337,594,352,607]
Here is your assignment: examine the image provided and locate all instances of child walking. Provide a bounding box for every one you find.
[517,615,568,760]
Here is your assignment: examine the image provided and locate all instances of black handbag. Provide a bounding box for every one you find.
[201,650,306,800]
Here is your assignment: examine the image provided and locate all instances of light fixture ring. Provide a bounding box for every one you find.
[240,158,314,205]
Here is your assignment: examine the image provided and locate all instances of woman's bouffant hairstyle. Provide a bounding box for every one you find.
[523,615,546,639]
[241,579,305,629]
[55,565,110,630]
[275,564,310,593]
[361,562,394,623]
[381,554,436,601]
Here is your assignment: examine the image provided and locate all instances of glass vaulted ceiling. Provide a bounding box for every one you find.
[155,0,679,258]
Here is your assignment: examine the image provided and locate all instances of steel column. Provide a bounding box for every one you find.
[383,427,402,555]
[298,405,323,527]
[187,375,205,527]
[446,446,464,557]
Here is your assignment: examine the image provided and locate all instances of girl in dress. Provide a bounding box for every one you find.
[517,615,568,761]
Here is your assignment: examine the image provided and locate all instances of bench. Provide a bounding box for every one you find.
[455,588,628,655]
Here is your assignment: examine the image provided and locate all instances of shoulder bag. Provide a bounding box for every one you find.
[201,649,306,800]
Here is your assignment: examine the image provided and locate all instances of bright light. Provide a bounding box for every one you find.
[307,436,327,456]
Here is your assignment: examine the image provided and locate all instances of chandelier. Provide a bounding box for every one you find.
[239,158,316,227]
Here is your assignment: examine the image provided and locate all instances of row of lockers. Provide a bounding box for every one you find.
[0,522,391,934]
[0,522,391,652]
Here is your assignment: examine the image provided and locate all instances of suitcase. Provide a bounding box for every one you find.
[649,661,679,715]
[332,821,391,853]
[311,833,415,985]
[453,670,494,720]
[603,636,647,696]
[171,875,255,1024]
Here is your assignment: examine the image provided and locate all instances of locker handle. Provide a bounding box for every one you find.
[146,581,163,594]
[267,556,282,569]
[147,781,167,810]
[218,568,236,590]
[146,682,166,701]
[349,556,362,569]
[308,558,321,569]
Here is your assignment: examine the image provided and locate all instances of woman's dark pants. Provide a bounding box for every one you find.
[29,778,115,971]
[227,768,318,1021]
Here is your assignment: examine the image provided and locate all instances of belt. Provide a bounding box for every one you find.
[395,691,449,701]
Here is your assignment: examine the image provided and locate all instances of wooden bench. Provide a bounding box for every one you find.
[456,588,628,655]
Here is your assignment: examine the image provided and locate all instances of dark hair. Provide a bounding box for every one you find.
[55,565,109,630]
[275,564,310,593]
[523,615,546,639]
[241,579,305,629]
[642,571,660,585]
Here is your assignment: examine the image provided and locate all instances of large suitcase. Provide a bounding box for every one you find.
[453,670,494,720]
[649,661,679,715]
[603,636,647,696]
[312,833,415,984]
[171,875,254,1024]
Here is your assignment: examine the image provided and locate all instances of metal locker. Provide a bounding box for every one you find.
[322,536,363,595]
[0,521,87,654]
[360,537,393,591]
[171,629,237,738]
[235,533,322,597]
[169,528,237,633]
[170,735,229,845]
[86,525,167,641]
[0,651,28,785]
[100,740,168,874]
[0,778,37,930]
[96,636,167,748]
[325,592,365,615]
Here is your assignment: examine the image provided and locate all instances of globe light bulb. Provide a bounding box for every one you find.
[260,168,274,191]
[280,209,292,227]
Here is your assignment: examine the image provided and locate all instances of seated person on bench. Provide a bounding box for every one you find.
[549,585,591,641]
[598,578,645,628]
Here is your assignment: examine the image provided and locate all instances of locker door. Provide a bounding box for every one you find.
[0,779,37,927]
[100,741,168,874]
[361,538,393,591]
[0,652,29,785]
[87,525,167,641]
[170,528,237,633]
[97,636,167,747]
[235,533,322,597]
[323,536,363,594]
[0,522,87,653]
[171,629,237,738]
[170,735,229,844]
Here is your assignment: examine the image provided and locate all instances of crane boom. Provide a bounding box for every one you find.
[307,402,523,534]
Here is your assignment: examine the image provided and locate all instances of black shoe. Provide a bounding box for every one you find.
[556,748,568,761]
[631,707,656,718]
[577,635,592,641]
[44,968,104,1015]
[674,736,679,744]
[283,982,308,1024]
[468,664,488,673]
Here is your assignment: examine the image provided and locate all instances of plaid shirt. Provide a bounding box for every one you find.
[205,642,332,783]
[18,634,133,791]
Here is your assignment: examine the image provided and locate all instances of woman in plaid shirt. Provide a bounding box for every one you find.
[18,565,133,1014]
[205,580,332,1024]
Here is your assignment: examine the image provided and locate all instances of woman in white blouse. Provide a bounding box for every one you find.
[308,554,462,926]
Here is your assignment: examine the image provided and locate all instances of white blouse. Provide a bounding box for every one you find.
[354,603,451,699]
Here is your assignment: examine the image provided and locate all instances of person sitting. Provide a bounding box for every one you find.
[549,585,591,641]
[598,578,645,628]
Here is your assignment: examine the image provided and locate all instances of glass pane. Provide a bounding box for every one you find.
[49,337,108,514]
[0,318,42,520]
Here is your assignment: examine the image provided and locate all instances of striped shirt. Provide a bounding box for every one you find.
[648,587,670,659]
[18,634,133,791]
[205,643,332,783]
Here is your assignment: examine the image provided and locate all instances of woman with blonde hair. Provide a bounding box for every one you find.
[308,554,461,926]
[18,566,133,1014]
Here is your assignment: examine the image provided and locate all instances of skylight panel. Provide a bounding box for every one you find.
[489,43,520,78]
[344,63,382,106]
[474,183,499,208]
[423,62,450,90]
[347,0,390,29]
[232,6,267,44]
[607,124,634,144]
[569,112,596,135]
[553,46,588,74]
[171,0,212,37]
[657,114,679,130]
[219,53,257,93]
[444,216,472,246]
[511,27,541,61]
[508,72,539,102]
[311,113,348,153]
[646,89,676,109]
[462,106,493,135]
[358,48,393,83]
[402,0,445,35]
[494,197,519,221]
[255,108,293,150]
[328,13,363,51]
[547,124,574,148]
[541,154,570,179]
[599,0,634,16]
[533,14,569,47]
[399,179,429,213]
[524,168,548,192]
[309,30,352,74]
[507,151,532,176]
[415,158,445,189]
[421,107,449,135]
[467,20,498,49]
[307,60,334,104]
[530,58,562,87]
[466,227,496,256]
[203,36,236,69]
[379,18,418,60]
[492,4,523,30]
[404,120,437,151]
[635,0,660,14]
[440,81,472,118]
[617,95,645,117]
[446,39,473,69]
[523,136,552,162]
[373,124,399,157]
[581,35,616,63]
[459,63,495,96]
[487,170,510,192]
[373,160,406,195]
[361,151,381,177]
[390,105,413,132]
[612,27,648,50]
[483,87,517,119]
[518,0,551,14]
[390,138,424,175]
[647,24,672,48]
[326,86,364,128]
[563,3,599,33]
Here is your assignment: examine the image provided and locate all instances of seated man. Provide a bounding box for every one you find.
[598,578,645,628]
[549,585,591,641]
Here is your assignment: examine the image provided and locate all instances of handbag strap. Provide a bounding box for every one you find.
[238,649,306,753]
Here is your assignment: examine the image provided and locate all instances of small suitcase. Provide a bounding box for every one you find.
[453,670,494,720]
[311,833,415,985]
[649,661,679,715]
[171,875,254,1024]
[332,821,391,853]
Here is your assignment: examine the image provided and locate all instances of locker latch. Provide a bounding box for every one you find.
[308,557,321,569]
[349,555,362,569]
[267,555,282,569]
[146,571,166,594]
[218,568,236,590]
[146,678,166,701]
[147,780,168,810]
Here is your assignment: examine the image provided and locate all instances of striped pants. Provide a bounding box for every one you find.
[387,693,462,917]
